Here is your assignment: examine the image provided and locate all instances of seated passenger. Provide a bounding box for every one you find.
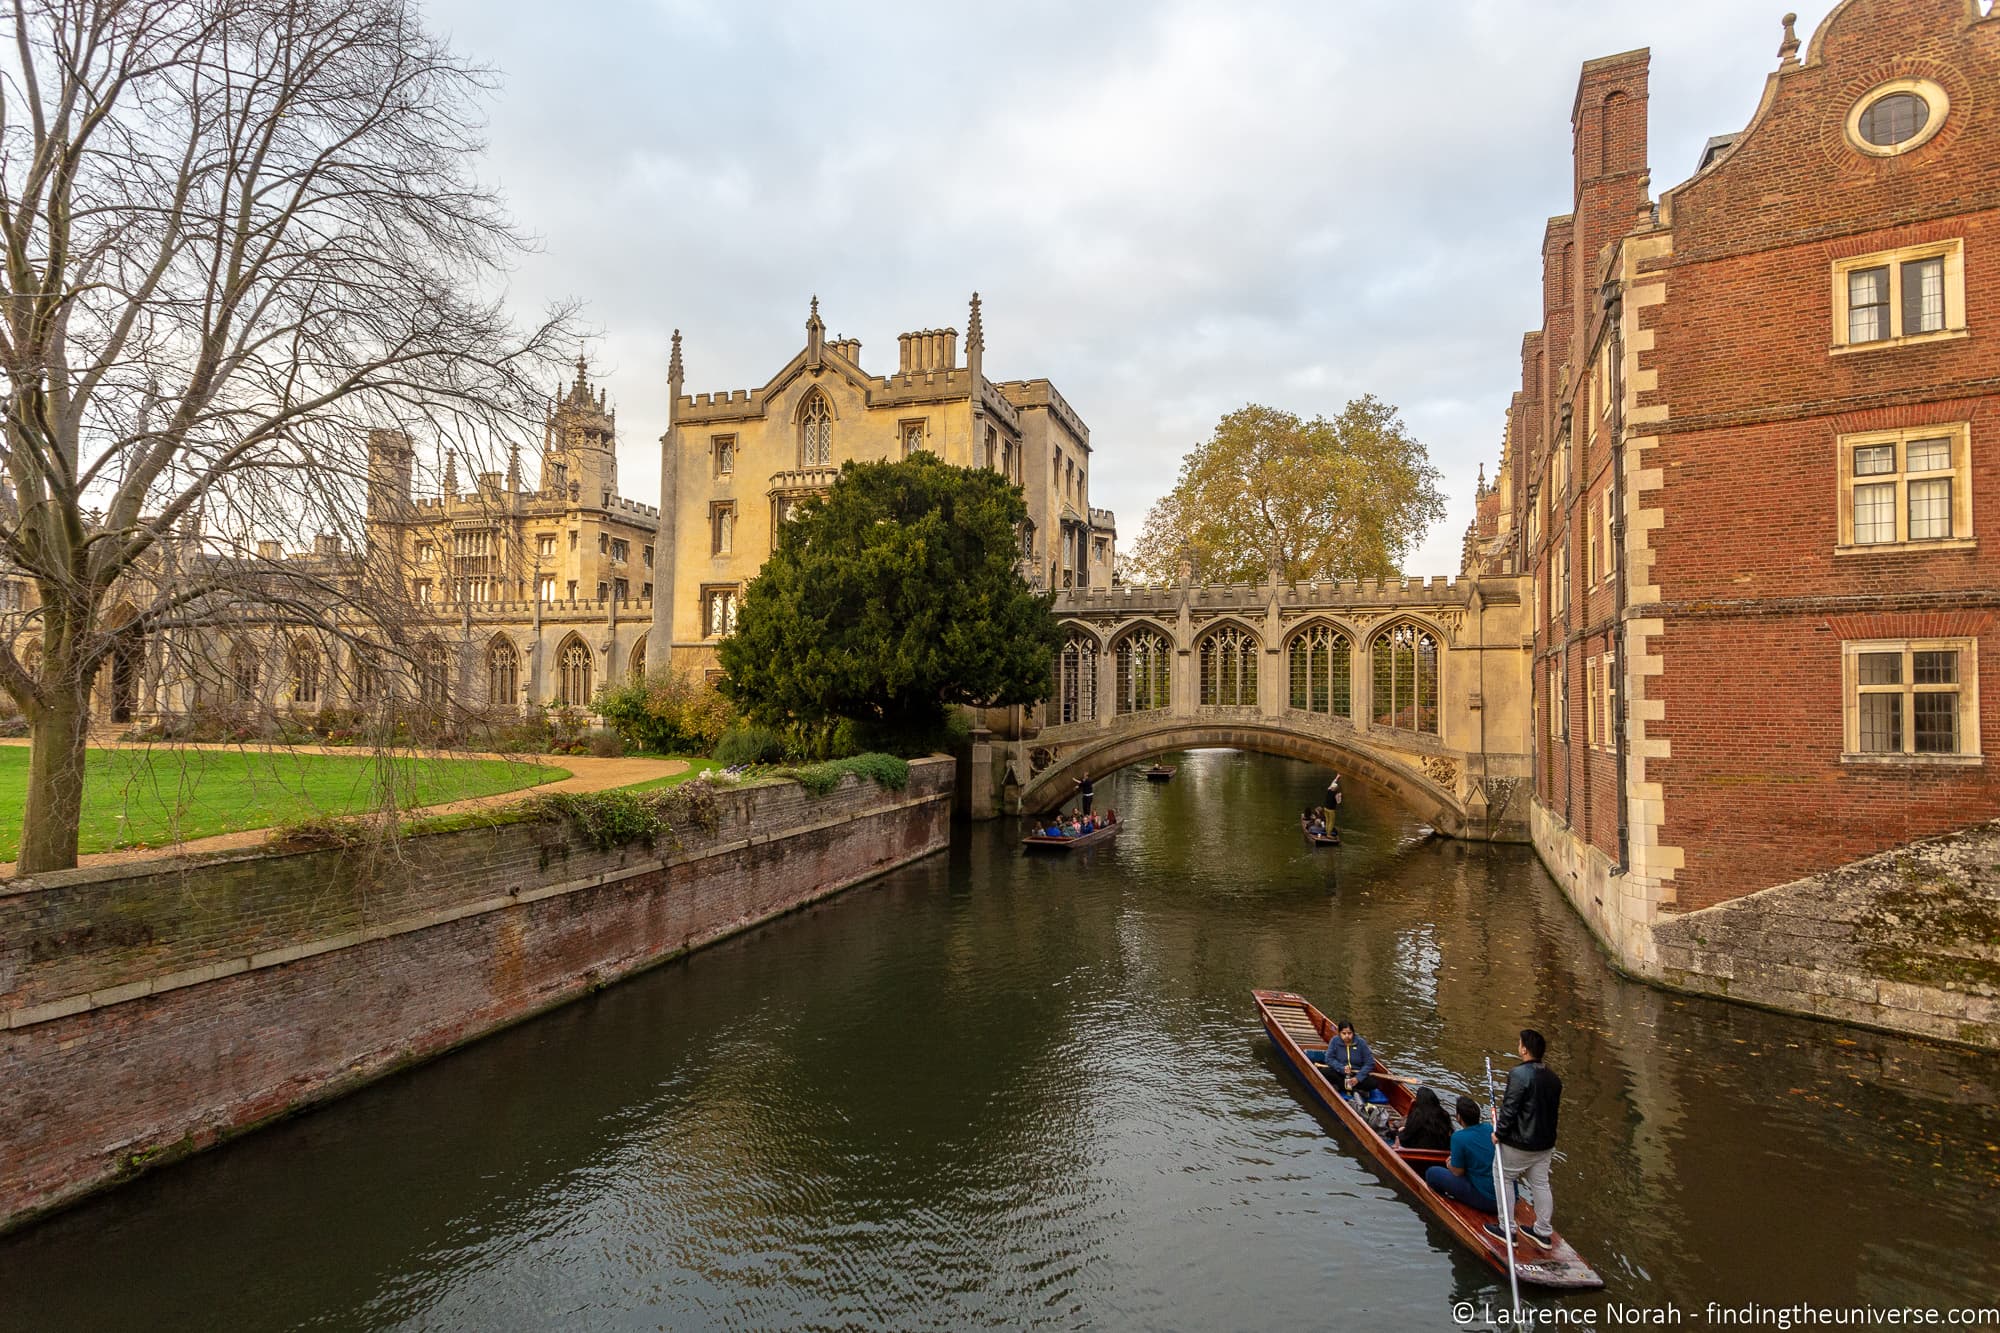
[1305,1019,1379,1097]
[1423,1096,1500,1215]
[1397,1086,1453,1151]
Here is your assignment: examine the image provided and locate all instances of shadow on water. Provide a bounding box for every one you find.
[2,750,1997,1330]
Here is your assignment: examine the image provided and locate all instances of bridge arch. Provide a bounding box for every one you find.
[1018,716,1471,835]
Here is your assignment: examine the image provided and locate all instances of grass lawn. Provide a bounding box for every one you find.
[619,757,722,792]
[0,746,567,861]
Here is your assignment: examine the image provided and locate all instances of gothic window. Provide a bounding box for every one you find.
[799,392,832,467]
[1021,520,1035,559]
[419,638,451,706]
[350,649,381,703]
[229,642,259,703]
[711,501,736,555]
[901,420,926,457]
[702,585,739,639]
[1056,631,1098,725]
[1114,629,1171,715]
[487,636,519,707]
[713,435,736,476]
[557,635,592,706]
[1371,624,1439,735]
[1198,624,1258,707]
[288,638,320,705]
[1287,624,1352,718]
[629,639,647,682]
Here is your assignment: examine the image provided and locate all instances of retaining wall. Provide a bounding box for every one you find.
[0,759,953,1233]
[1651,820,2000,1049]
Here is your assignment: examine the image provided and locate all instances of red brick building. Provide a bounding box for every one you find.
[1475,0,2000,964]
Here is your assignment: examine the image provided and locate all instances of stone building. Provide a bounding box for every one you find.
[1484,0,2000,966]
[0,296,1113,730]
[648,295,1116,676]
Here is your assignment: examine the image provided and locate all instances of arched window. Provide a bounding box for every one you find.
[1114,628,1171,715]
[419,638,451,706]
[1198,624,1258,707]
[799,391,832,467]
[350,647,381,703]
[229,642,259,703]
[1371,624,1439,735]
[289,637,320,705]
[558,635,593,706]
[1056,631,1098,724]
[629,638,647,682]
[486,636,519,707]
[1287,624,1352,718]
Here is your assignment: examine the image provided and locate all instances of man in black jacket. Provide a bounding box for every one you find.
[1482,1028,1562,1251]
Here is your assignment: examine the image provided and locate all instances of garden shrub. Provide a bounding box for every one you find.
[714,724,786,766]
[773,752,910,797]
[595,667,733,755]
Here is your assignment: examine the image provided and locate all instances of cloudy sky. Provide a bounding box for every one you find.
[425,0,1836,576]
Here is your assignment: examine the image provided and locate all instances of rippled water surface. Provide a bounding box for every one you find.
[5,751,1998,1331]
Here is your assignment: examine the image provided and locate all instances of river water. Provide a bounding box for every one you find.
[4,751,1998,1331]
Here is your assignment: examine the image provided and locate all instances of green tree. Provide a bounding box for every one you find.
[1129,398,1446,585]
[719,454,1058,752]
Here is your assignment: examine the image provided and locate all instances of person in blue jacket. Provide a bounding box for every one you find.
[1307,1018,1378,1097]
[1425,1095,1499,1214]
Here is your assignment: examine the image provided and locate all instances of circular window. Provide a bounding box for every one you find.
[1846,79,1947,157]
[1859,92,1927,147]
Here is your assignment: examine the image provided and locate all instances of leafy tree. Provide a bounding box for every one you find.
[1128,398,1446,585]
[719,454,1058,752]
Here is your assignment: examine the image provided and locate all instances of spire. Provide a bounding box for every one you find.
[667,329,684,428]
[1777,11,1800,65]
[442,447,458,500]
[806,294,825,372]
[569,352,590,405]
[1477,462,1487,494]
[966,291,984,384]
[506,437,522,495]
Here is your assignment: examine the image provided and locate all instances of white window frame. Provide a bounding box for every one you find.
[1841,637,1981,764]
[1831,239,1966,353]
[1834,423,1973,553]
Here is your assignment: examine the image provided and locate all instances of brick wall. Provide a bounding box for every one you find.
[0,760,952,1234]
[1654,819,2000,1047]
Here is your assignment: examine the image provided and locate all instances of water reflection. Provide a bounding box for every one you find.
[2,751,1995,1330]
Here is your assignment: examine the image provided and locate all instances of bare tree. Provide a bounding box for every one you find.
[0,0,572,872]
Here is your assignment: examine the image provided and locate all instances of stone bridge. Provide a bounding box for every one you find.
[1000,573,1535,840]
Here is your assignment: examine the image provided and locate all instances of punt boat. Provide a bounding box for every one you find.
[1021,820,1121,852]
[1251,988,1604,1290]
[1301,809,1341,846]
[1141,764,1177,781]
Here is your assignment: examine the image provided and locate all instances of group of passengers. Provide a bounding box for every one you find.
[1305,1018,1564,1251]
[1039,809,1116,839]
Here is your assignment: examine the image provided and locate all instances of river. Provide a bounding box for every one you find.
[3,750,1997,1330]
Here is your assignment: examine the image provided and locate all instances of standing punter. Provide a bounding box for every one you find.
[1483,1028,1562,1251]
[1325,773,1344,826]
[1073,772,1095,817]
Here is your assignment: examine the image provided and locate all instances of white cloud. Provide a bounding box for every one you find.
[425,0,1834,574]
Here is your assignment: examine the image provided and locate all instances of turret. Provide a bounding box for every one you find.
[366,428,414,522]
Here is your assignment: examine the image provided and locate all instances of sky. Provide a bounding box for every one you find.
[424,0,1838,578]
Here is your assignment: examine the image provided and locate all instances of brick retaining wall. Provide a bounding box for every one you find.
[0,759,952,1233]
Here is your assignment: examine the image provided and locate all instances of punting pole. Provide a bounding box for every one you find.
[1486,1055,1523,1321]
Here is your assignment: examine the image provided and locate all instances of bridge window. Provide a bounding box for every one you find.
[1371,625,1438,735]
[1288,625,1351,718]
[1056,632,1098,724]
[1114,629,1171,714]
[1198,625,1258,707]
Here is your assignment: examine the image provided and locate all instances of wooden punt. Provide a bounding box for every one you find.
[1021,820,1121,852]
[1141,764,1177,781]
[1251,988,1604,1290]
[1302,809,1341,846]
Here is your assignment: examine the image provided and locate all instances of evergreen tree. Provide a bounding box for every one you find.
[719,454,1058,751]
